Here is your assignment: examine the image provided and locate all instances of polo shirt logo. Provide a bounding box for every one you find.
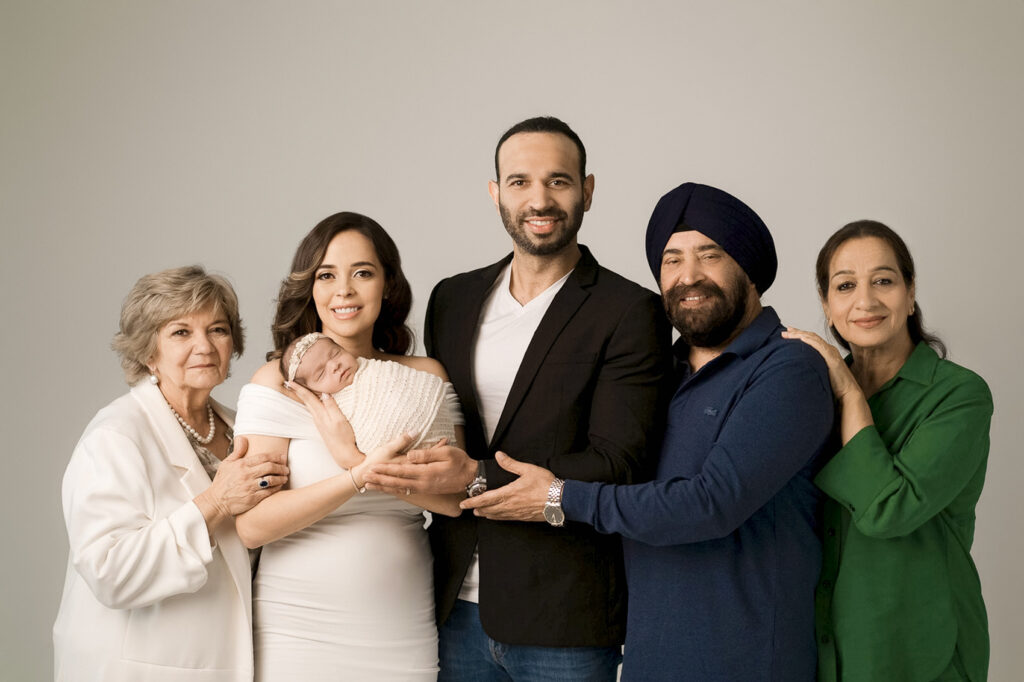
[704,407,718,417]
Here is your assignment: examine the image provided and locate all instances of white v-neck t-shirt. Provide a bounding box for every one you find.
[457,263,573,603]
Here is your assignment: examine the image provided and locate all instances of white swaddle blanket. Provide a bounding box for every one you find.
[335,357,460,452]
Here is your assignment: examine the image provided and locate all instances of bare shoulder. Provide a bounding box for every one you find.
[251,361,290,395]
[384,354,449,381]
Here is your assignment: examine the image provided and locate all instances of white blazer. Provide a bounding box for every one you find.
[53,382,253,682]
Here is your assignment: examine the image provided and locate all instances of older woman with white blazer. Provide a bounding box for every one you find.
[52,266,289,682]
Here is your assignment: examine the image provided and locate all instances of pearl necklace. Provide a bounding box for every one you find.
[167,401,216,445]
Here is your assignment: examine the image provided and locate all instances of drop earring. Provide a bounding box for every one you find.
[148,367,159,385]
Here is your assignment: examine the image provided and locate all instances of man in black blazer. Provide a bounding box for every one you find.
[365,116,670,681]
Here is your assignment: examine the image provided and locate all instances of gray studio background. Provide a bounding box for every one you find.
[3,2,1021,679]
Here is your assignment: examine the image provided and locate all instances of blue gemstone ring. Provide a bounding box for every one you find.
[259,478,269,489]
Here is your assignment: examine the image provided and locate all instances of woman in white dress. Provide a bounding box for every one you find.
[233,212,465,681]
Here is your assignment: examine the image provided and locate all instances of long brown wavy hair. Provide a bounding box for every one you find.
[267,212,413,361]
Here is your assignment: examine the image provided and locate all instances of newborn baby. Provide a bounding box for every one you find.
[282,332,360,394]
[280,332,460,456]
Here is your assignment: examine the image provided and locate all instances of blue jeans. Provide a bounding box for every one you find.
[438,599,622,682]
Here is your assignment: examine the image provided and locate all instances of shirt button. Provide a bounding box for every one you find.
[849,504,856,513]
[826,527,836,537]
[821,580,832,590]
[821,634,831,644]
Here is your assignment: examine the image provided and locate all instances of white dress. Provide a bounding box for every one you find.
[234,359,461,681]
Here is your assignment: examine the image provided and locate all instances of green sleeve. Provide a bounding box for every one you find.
[815,374,992,539]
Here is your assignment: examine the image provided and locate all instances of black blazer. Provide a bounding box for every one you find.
[424,245,671,647]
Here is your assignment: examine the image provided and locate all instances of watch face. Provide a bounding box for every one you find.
[467,480,487,497]
[544,505,565,526]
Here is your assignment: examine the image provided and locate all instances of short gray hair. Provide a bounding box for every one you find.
[112,265,245,383]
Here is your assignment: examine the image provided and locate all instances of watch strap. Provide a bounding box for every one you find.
[544,478,566,527]
[546,478,565,506]
[466,459,487,497]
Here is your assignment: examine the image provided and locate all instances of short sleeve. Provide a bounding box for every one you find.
[234,383,319,440]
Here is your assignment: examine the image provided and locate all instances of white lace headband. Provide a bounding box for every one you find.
[287,332,326,383]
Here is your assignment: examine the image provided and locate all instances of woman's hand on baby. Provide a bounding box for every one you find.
[365,432,416,466]
[351,433,416,489]
[285,380,363,469]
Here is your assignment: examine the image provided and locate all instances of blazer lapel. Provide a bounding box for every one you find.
[488,247,598,448]
[131,382,214,496]
[206,400,252,622]
[131,383,253,621]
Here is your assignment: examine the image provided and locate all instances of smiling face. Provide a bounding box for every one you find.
[660,230,757,349]
[149,307,233,397]
[488,132,594,257]
[293,337,359,394]
[312,230,385,350]
[823,236,915,353]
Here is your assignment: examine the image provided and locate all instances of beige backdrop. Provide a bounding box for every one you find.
[3,1,1021,679]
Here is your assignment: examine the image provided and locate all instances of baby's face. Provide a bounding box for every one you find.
[295,339,359,394]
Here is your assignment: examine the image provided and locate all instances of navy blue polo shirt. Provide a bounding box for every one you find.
[562,307,835,681]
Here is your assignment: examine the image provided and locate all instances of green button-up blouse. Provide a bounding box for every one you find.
[814,342,993,682]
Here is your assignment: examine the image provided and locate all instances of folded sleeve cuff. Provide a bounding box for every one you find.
[170,500,215,564]
[814,426,894,520]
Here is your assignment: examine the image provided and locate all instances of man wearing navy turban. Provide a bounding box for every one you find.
[465,182,836,680]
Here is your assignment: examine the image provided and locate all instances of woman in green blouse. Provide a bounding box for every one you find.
[783,220,992,681]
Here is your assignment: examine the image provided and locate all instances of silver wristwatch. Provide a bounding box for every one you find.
[466,460,487,497]
[543,478,566,527]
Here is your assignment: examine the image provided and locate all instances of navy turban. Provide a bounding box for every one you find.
[645,182,777,294]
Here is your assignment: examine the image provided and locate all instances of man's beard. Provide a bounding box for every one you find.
[665,273,750,349]
[499,198,585,256]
